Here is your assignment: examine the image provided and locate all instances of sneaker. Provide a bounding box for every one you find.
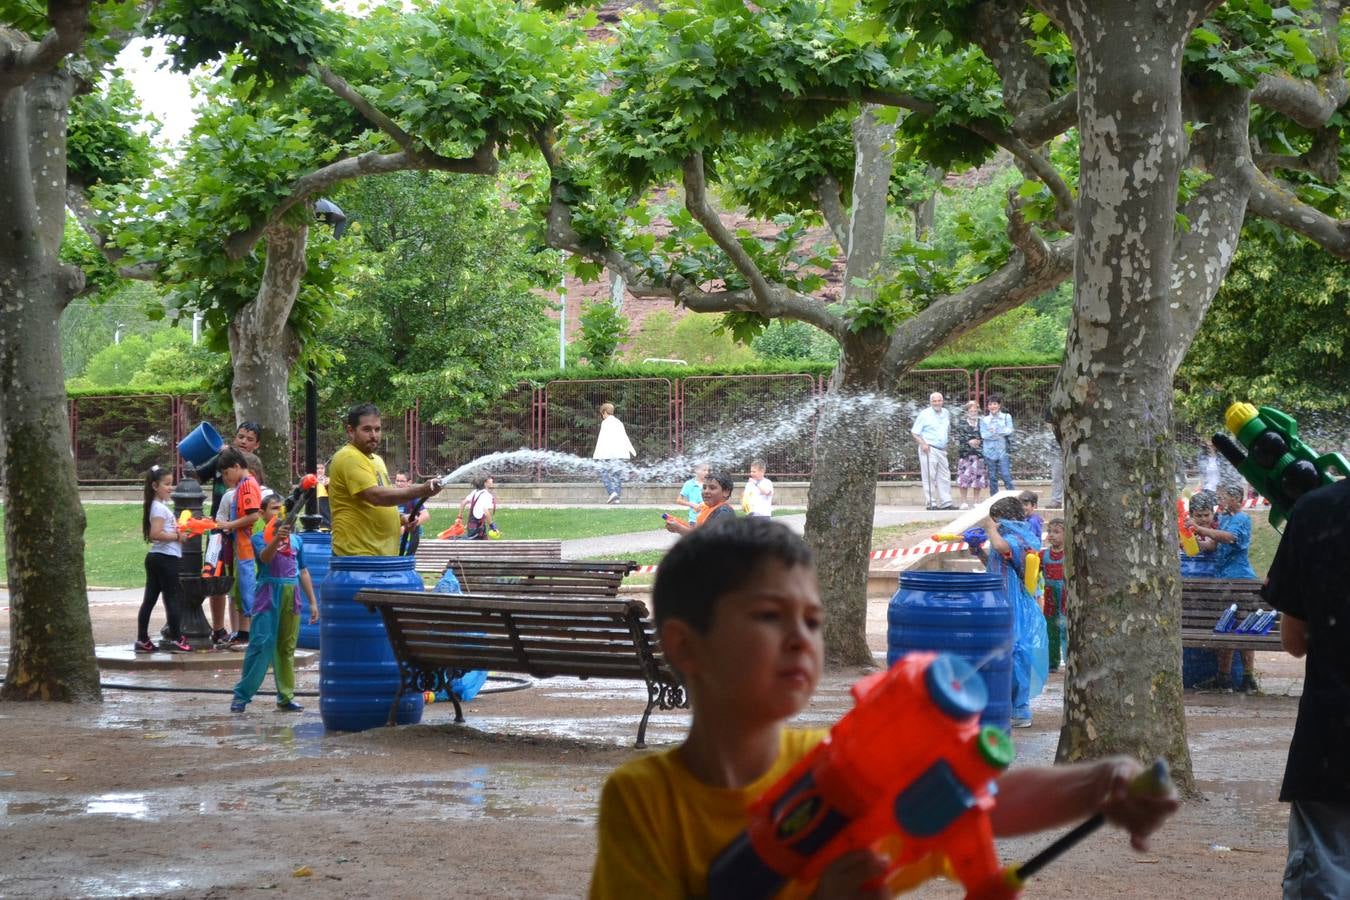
[276,701,304,712]
[133,639,157,654]
[229,701,246,713]
[607,492,620,504]
[227,641,249,653]
[959,503,971,510]
[1239,675,1260,694]
[1011,717,1033,729]
[164,637,192,653]
[938,503,956,510]
[1194,675,1233,692]
[210,628,230,646]
[227,631,249,647]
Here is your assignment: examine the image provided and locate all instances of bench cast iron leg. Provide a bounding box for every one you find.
[636,697,656,749]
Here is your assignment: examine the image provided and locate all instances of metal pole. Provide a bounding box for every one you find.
[302,363,320,528]
[558,258,567,369]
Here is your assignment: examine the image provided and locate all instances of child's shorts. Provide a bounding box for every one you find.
[957,455,988,489]
[233,559,258,615]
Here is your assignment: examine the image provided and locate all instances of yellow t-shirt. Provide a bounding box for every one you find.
[328,444,400,557]
[590,728,827,900]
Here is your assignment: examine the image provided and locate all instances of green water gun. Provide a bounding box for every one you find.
[1213,402,1349,530]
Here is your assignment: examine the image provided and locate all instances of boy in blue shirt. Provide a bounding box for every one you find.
[1179,491,1220,578]
[591,518,1175,897]
[675,464,709,525]
[1191,485,1260,692]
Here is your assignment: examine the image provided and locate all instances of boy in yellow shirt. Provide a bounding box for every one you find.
[591,518,1177,898]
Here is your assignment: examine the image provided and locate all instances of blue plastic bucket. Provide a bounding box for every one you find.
[320,555,424,732]
[887,571,1013,731]
[296,531,332,650]
[178,422,224,468]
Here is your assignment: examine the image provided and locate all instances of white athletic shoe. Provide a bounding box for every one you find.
[607,493,620,504]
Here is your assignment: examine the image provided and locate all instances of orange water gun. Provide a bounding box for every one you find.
[177,510,219,539]
[1176,498,1199,556]
[706,653,1019,899]
[262,474,318,546]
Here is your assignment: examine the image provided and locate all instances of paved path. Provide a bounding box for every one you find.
[561,505,947,559]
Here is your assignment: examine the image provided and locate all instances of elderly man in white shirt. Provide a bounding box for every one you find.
[911,392,954,510]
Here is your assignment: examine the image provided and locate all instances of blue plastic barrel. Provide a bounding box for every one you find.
[1182,647,1244,688]
[320,555,424,731]
[887,571,1013,731]
[178,421,223,468]
[296,531,332,650]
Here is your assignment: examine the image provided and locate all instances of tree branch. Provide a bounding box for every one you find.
[1244,164,1350,259]
[1252,71,1350,129]
[813,174,849,252]
[1168,83,1252,375]
[223,143,496,260]
[854,88,1075,230]
[681,152,776,305]
[881,195,1074,374]
[64,180,157,280]
[1253,127,1340,183]
[0,1,89,88]
[1013,90,1078,144]
[307,62,417,151]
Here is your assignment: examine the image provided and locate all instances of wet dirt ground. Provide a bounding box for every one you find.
[1,589,1299,898]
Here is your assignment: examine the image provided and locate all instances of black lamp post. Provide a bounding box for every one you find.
[169,469,214,648]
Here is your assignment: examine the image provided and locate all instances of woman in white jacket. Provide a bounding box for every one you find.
[593,402,637,504]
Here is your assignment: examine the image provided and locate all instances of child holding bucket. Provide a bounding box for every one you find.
[136,465,191,653]
[230,493,319,713]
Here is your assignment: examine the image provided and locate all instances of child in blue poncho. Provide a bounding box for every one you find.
[974,496,1051,728]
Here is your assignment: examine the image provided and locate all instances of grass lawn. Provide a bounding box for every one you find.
[0,504,1283,590]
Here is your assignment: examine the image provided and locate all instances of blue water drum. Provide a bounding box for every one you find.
[320,555,424,731]
[887,571,1013,731]
[296,531,332,650]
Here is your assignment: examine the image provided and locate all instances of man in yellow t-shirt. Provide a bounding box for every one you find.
[328,403,441,557]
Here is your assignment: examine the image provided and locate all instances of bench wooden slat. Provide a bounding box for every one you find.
[1180,578,1280,656]
[412,539,565,575]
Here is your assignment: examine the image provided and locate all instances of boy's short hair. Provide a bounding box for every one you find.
[241,451,264,484]
[1019,490,1038,505]
[990,496,1026,521]
[261,492,283,509]
[1220,484,1245,501]
[653,517,813,634]
[216,447,247,472]
[706,471,734,494]
[599,402,615,416]
[470,473,491,489]
[750,458,767,470]
[1047,517,1065,529]
[1189,491,1218,514]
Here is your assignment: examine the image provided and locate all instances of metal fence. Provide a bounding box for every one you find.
[61,367,1093,484]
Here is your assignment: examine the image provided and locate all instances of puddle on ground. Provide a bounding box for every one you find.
[1,763,605,827]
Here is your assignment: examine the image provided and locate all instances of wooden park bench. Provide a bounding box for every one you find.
[1180,577,1281,651]
[446,559,636,598]
[413,538,563,578]
[358,589,686,748]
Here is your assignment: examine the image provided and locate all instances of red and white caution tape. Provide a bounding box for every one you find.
[631,541,969,575]
[1242,496,1270,509]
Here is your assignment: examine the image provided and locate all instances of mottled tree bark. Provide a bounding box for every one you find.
[227,223,307,489]
[1045,0,1220,791]
[0,65,100,701]
[805,107,896,666]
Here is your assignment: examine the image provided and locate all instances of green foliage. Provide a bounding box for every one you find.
[349,0,586,156]
[67,74,158,190]
[577,299,630,367]
[1177,226,1350,422]
[66,327,226,390]
[572,0,1001,195]
[623,311,758,366]
[751,320,842,362]
[317,170,555,424]
[148,0,338,88]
